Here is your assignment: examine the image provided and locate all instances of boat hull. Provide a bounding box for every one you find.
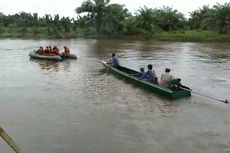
[29,51,62,62]
[101,61,191,99]
[60,53,77,59]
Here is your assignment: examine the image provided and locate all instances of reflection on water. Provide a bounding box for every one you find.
[0,39,230,153]
[30,59,60,71]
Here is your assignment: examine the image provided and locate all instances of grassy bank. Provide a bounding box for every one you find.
[154,30,230,42]
[0,27,81,39]
[0,27,230,42]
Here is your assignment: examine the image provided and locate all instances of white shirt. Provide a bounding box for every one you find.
[160,73,173,88]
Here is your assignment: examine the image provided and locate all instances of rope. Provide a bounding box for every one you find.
[180,87,229,104]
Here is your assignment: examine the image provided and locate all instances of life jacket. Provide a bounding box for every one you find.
[54,47,60,55]
[64,47,70,54]
[44,47,49,54]
[56,50,60,55]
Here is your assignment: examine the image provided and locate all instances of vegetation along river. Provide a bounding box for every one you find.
[0,38,230,153]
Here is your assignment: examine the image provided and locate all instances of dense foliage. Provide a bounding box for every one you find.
[189,3,230,34]
[0,1,230,39]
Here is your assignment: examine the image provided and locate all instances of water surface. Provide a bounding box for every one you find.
[0,39,230,153]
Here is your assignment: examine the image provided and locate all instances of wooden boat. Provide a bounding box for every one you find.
[29,51,62,62]
[100,60,191,99]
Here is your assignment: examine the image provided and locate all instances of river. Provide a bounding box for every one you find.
[0,38,230,153]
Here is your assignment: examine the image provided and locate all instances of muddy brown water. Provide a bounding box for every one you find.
[0,38,230,153]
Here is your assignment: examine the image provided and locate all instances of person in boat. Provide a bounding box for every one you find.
[160,68,173,88]
[49,46,52,51]
[140,64,158,84]
[53,46,60,55]
[134,67,145,78]
[44,46,51,54]
[49,46,55,54]
[64,46,70,55]
[170,78,190,90]
[37,46,44,55]
[111,53,119,67]
[170,78,181,90]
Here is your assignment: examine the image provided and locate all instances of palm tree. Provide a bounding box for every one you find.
[135,6,155,32]
[189,5,215,30]
[213,3,230,34]
[76,0,110,32]
[152,6,185,31]
[101,4,128,34]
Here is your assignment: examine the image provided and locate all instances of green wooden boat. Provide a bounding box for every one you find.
[101,60,191,99]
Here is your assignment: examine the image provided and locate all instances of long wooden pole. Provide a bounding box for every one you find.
[0,126,22,153]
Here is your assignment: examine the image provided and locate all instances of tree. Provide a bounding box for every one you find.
[0,12,5,27]
[101,4,128,34]
[188,3,230,34]
[135,6,185,32]
[60,17,72,32]
[189,5,215,30]
[152,6,186,31]
[135,6,156,32]
[122,14,139,35]
[76,14,95,28]
[213,3,230,34]
[76,0,110,32]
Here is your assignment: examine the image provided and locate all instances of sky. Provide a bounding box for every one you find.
[0,0,229,18]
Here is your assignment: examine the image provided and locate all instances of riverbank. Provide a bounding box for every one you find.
[0,28,230,42]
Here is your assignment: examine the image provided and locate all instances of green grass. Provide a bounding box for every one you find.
[153,30,230,42]
[0,27,230,42]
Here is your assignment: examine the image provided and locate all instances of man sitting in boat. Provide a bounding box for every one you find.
[37,47,44,55]
[111,53,119,67]
[49,46,52,52]
[160,68,173,88]
[44,46,49,54]
[64,46,70,55]
[135,68,145,78]
[140,64,158,84]
[43,46,57,56]
[53,46,60,55]
[170,78,190,90]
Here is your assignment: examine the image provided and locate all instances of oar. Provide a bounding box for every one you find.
[0,126,23,153]
[180,87,229,104]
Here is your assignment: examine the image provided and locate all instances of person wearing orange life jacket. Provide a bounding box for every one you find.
[64,46,70,55]
[44,46,49,54]
[46,46,53,55]
[53,46,60,55]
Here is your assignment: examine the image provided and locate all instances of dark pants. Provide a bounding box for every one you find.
[149,77,158,84]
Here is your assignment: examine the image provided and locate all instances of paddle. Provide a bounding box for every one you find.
[180,87,229,104]
[0,126,23,153]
